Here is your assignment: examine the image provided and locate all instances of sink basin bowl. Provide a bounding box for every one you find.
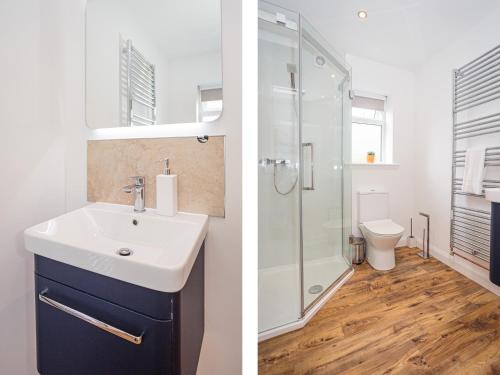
[24,203,208,292]
[485,188,500,203]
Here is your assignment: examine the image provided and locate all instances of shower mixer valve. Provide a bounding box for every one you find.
[260,158,292,166]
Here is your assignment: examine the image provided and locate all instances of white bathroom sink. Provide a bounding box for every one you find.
[24,203,208,292]
[485,188,500,203]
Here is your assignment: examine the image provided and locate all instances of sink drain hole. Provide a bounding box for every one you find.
[308,284,323,294]
[117,248,133,256]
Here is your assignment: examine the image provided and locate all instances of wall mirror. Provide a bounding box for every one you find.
[86,0,222,129]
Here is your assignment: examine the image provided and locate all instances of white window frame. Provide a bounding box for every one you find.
[351,90,387,163]
[197,84,223,123]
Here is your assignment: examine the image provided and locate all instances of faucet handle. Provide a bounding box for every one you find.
[129,176,145,185]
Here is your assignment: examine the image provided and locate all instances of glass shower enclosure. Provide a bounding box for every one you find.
[258,1,353,336]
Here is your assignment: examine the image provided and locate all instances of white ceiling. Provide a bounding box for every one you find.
[270,0,500,70]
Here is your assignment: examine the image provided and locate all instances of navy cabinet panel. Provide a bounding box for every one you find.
[36,275,173,375]
[35,256,173,320]
[34,243,205,375]
[178,241,205,375]
[490,202,500,286]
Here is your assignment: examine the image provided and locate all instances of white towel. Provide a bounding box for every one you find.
[461,147,485,195]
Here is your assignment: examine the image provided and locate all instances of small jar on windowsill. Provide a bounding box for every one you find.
[366,151,375,164]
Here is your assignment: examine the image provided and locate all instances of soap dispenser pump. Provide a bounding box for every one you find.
[156,158,178,216]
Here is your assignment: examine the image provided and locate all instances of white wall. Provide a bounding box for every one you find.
[414,6,500,295]
[0,0,242,374]
[166,52,222,124]
[347,54,417,244]
[0,1,68,373]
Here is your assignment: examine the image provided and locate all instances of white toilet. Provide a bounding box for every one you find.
[357,190,404,270]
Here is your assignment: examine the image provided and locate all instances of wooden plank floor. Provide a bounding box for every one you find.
[259,247,500,375]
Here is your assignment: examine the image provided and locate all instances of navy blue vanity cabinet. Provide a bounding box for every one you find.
[490,204,500,286]
[34,243,205,375]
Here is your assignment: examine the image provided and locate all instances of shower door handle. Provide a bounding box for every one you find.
[302,142,314,190]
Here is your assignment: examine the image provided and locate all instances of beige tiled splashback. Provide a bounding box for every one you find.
[87,136,225,217]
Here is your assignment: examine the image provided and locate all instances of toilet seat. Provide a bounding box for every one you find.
[362,219,404,237]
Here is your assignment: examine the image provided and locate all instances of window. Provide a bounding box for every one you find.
[197,85,223,122]
[351,93,387,164]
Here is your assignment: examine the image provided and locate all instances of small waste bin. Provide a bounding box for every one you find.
[351,237,366,264]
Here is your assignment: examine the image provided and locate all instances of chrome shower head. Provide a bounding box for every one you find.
[314,55,326,68]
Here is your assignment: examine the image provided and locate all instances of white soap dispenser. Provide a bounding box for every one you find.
[156,158,178,216]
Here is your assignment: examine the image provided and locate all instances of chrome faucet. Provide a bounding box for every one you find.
[122,176,146,212]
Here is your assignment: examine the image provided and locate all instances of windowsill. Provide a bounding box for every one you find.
[349,162,400,168]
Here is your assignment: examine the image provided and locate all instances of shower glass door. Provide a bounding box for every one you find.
[300,17,352,310]
[258,3,301,333]
[258,1,352,335]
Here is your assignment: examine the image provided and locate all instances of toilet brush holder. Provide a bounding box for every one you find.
[407,236,416,248]
[407,218,416,248]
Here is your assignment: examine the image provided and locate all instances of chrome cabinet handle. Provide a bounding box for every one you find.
[302,142,315,190]
[39,290,143,345]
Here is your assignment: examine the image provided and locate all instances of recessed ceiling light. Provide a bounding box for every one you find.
[331,74,336,79]
[357,10,368,19]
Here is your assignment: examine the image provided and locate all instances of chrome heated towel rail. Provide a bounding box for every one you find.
[120,39,157,127]
[450,44,500,268]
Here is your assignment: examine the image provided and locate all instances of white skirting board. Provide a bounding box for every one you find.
[414,237,500,296]
[258,268,354,342]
